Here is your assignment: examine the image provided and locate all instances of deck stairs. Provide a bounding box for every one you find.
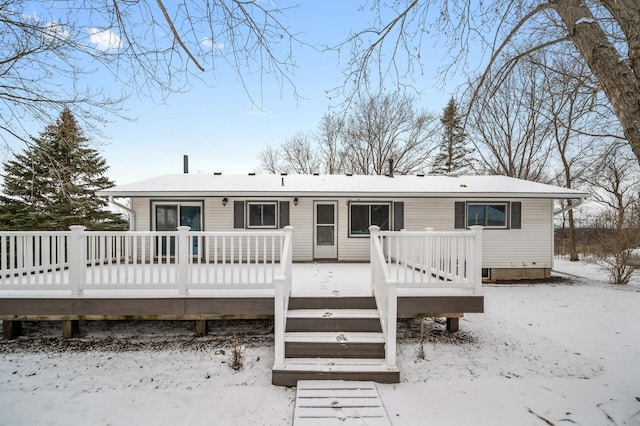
[271,294,400,386]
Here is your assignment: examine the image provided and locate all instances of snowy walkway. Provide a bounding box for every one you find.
[293,380,391,425]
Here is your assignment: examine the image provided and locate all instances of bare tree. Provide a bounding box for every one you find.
[315,114,346,174]
[342,92,438,175]
[258,91,438,175]
[338,1,640,165]
[585,145,640,284]
[538,53,610,261]
[257,145,281,174]
[467,60,553,182]
[1,0,301,144]
[279,133,323,174]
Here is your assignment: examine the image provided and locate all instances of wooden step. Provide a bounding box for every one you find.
[288,296,377,310]
[285,332,385,358]
[272,359,399,386]
[293,380,392,426]
[286,309,382,332]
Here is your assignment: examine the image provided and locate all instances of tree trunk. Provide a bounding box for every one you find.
[568,205,579,261]
[551,0,640,163]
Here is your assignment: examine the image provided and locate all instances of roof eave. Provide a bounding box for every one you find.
[96,190,590,199]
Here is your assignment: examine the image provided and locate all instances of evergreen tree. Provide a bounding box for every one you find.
[431,98,472,174]
[0,108,127,230]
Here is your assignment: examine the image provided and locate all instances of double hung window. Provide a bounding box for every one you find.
[349,203,390,236]
[247,202,277,228]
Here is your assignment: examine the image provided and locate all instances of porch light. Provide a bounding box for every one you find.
[294,197,298,206]
[222,197,228,206]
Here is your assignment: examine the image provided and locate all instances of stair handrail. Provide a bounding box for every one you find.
[273,226,294,370]
[369,225,398,370]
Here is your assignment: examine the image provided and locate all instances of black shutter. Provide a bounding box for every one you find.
[511,202,522,229]
[393,202,404,230]
[454,202,466,229]
[279,201,290,228]
[234,201,244,229]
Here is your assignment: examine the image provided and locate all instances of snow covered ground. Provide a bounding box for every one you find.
[1,259,639,425]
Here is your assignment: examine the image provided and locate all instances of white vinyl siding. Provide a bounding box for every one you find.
[127,196,554,268]
[479,199,553,268]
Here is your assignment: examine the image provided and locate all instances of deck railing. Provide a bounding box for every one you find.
[273,226,293,370]
[375,226,483,294]
[369,225,483,371]
[0,226,294,295]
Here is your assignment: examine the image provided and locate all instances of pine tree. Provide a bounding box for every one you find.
[0,108,127,230]
[431,98,472,174]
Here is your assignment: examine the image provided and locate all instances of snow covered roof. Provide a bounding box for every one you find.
[97,173,589,199]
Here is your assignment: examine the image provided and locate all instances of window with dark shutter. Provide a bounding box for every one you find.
[454,202,466,229]
[234,201,244,229]
[393,202,404,230]
[510,202,522,229]
[279,201,290,228]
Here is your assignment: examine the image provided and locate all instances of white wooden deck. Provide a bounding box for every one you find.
[0,262,476,298]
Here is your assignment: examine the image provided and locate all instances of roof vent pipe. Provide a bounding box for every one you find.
[183,155,189,174]
[388,158,394,178]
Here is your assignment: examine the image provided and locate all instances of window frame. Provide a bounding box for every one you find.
[348,201,392,237]
[151,200,204,231]
[246,201,278,229]
[466,202,508,229]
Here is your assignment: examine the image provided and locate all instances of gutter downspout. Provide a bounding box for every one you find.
[109,196,136,231]
[553,198,585,216]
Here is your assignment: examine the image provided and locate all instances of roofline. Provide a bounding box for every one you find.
[97,190,589,199]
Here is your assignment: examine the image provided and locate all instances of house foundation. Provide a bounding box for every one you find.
[487,267,552,282]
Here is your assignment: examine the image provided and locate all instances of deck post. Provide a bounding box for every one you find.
[194,320,208,336]
[273,226,293,371]
[446,317,460,332]
[3,320,22,340]
[62,320,79,338]
[470,226,483,294]
[369,226,380,293]
[273,277,286,370]
[424,228,433,275]
[385,282,398,370]
[177,226,191,295]
[68,226,87,296]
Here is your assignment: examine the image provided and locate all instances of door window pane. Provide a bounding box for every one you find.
[317,204,334,224]
[317,226,334,245]
[156,205,178,231]
[180,206,201,231]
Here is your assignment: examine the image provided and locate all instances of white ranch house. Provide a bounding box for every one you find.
[0,172,587,385]
[99,173,588,281]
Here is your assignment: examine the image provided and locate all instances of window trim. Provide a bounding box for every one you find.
[348,201,392,237]
[246,201,278,229]
[151,200,204,231]
[466,202,509,229]
[465,201,511,229]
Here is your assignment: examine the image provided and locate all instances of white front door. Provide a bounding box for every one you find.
[314,201,337,259]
